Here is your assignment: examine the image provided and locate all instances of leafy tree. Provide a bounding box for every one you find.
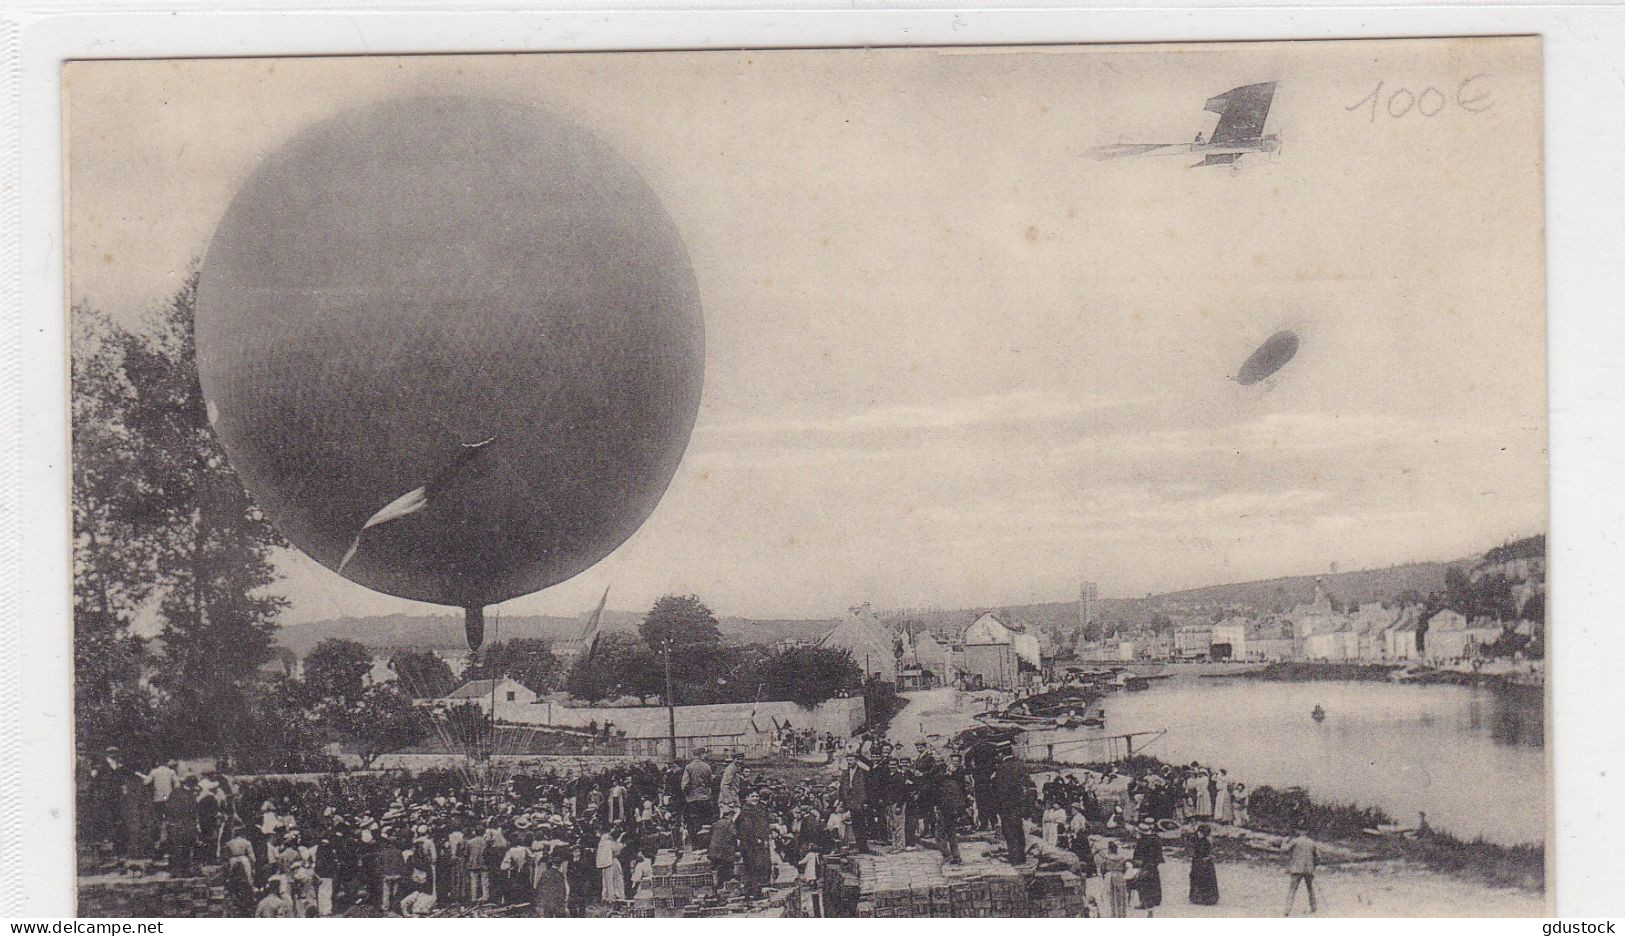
[304,638,375,702]
[465,638,561,695]
[680,643,765,706]
[251,673,325,762]
[438,701,491,754]
[72,280,288,761]
[861,675,906,732]
[638,595,722,707]
[389,649,457,699]
[71,307,166,759]
[639,595,721,659]
[331,683,428,767]
[565,631,660,702]
[750,645,864,708]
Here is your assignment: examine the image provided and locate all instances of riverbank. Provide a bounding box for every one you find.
[1049,753,1543,894]
[1204,661,1544,696]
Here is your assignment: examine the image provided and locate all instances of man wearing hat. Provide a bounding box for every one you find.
[838,753,871,854]
[736,791,771,898]
[681,751,715,847]
[85,746,130,860]
[164,775,201,877]
[991,748,1034,866]
[719,751,746,813]
[932,753,969,864]
[708,805,741,892]
[466,822,492,904]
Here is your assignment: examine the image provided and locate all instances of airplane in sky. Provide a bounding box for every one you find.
[1090,82,1281,170]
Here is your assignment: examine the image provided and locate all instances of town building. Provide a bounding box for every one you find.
[1210,620,1248,660]
[963,613,1042,668]
[1174,625,1213,659]
[1303,628,1360,661]
[1385,620,1420,659]
[816,610,898,683]
[434,677,539,720]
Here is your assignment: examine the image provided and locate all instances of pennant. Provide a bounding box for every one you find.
[577,586,611,665]
[337,437,497,575]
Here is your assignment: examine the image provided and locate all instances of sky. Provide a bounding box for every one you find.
[64,39,1547,624]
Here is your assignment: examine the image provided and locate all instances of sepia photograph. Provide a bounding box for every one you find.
[63,37,1547,918]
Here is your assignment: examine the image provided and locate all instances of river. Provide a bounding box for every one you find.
[1043,676,1546,847]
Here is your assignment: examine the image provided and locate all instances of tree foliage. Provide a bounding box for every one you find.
[303,638,375,702]
[329,683,428,767]
[752,645,864,708]
[464,638,562,695]
[389,649,458,700]
[565,631,660,702]
[71,280,289,762]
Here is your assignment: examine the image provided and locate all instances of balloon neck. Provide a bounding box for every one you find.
[464,606,485,652]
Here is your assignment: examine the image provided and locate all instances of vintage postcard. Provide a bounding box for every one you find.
[64,37,1546,918]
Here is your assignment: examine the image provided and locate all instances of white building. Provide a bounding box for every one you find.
[1210,622,1247,661]
[1174,626,1213,658]
[1304,628,1360,661]
[436,677,539,720]
[963,613,1042,668]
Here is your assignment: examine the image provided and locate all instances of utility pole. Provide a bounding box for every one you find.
[665,639,678,762]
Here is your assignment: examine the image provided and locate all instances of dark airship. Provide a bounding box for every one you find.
[194,98,705,650]
[1234,330,1300,385]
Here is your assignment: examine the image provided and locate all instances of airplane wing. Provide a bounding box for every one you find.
[1192,152,1242,169]
[1088,142,1182,161]
[1205,82,1277,146]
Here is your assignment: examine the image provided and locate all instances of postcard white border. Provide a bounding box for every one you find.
[6,1,1623,920]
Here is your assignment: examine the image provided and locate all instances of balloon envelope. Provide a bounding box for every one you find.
[1234,330,1300,385]
[195,97,704,611]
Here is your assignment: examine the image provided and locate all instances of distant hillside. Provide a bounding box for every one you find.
[886,558,1475,636]
[276,609,840,656]
[278,546,1518,656]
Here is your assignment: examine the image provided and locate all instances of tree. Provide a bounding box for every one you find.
[438,702,491,754]
[304,638,375,702]
[565,632,660,702]
[639,595,722,707]
[1522,590,1544,626]
[70,307,164,759]
[332,683,428,767]
[639,595,722,660]
[751,646,864,708]
[464,639,562,695]
[250,673,326,767]
[389,649,457,700]
[72,280,288,761]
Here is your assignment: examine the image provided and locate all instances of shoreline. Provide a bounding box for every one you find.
[1199,660,1544,697]
[886,690,1542,902]
[1037,753,1544,895]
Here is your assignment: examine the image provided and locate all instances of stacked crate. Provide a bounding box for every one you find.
[644,849,716,915]
[836,841,1089,918]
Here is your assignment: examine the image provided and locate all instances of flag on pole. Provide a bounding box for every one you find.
[337,437,496,575]
[577,586,611,665]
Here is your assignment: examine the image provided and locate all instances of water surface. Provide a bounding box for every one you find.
[1048,676,1545,846]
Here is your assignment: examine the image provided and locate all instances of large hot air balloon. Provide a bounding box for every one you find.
[194,97,704,650]
[1234,330,1300,385]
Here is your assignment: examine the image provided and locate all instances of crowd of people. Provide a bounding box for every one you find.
[80,735,1316,919]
